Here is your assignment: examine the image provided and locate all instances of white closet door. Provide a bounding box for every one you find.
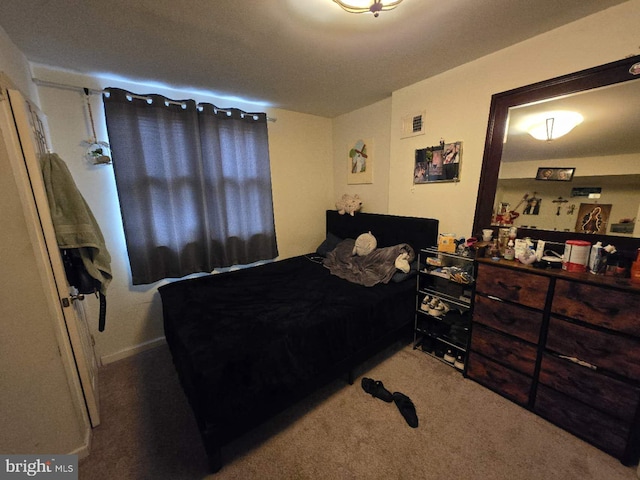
[5,88,101,427]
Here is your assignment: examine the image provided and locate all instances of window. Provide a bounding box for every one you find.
[103,88,278,284]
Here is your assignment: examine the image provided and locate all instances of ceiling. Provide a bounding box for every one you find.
[0,0,629,118]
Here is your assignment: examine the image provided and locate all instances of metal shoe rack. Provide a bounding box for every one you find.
[413,247,476,373]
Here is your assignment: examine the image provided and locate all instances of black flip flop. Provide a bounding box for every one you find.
[361,377,393,403]
[392,392,418,428]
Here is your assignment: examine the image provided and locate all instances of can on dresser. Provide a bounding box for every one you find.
[562,240,591,272]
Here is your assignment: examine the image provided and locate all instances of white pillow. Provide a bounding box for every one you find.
[353,231,377,256]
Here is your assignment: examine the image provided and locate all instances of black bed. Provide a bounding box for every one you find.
[159,210,438,472]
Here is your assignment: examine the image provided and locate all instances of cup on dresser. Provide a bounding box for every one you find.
[482,229,493,242]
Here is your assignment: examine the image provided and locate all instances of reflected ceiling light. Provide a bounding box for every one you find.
[526,111,583,141]
[332,0,403,17]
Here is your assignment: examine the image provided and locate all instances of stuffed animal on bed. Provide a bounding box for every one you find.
[336,194,363,216]
[394,252,411,273]
[353,231,377,256]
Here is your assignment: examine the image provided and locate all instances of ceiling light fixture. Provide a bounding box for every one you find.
[332,0,403,17]
[526,111,583,141]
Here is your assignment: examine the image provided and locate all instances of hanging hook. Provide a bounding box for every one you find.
[84,89,98,142]
[82,87,112,165]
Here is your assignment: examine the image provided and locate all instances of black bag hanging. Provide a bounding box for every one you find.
[61,248,107,331]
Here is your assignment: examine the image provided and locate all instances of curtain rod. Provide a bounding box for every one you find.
[32,78,277,122]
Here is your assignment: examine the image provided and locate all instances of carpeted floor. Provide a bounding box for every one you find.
[79,342,639,479]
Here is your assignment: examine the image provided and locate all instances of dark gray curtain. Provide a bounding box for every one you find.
[103,88,278,284]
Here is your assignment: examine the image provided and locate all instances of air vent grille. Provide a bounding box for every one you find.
[412,115,423,133]
[401,110,425,138]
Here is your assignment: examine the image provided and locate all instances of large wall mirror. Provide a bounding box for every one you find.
[473,54,640,253]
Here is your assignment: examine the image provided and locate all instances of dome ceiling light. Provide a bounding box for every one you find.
[525,111,584,141]
[332,0,404,17]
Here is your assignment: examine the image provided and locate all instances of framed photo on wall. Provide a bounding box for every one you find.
[347,138,373,184]
[535,167,575,181]
[575,203,612,234]
[413,141,462,184]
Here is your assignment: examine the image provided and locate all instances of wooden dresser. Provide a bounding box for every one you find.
[467,258,640,465]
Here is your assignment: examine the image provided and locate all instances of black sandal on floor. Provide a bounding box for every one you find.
[392,392,418,428]
[361,377,394,403]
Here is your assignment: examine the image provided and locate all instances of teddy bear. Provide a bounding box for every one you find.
[335,194,363,216]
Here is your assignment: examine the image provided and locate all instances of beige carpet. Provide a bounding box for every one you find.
[79,342,638,480]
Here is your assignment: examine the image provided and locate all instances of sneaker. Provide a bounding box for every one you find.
[420,295,431,311]
[429,300,450,317]
[454,355,465,370]
[425,297,438,314]
[444,349,456,363]
[420,336,434,353]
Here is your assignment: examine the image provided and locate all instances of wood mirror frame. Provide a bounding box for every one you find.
[472,54,640,255]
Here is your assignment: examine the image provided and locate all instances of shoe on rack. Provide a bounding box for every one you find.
[454,355,465,370]
[444,349,456,364]
[428,297,439,310]
[420,295,432,311]
[420,335,434,353]
[429,300,450,317]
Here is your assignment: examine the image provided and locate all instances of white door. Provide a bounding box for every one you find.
[4,88,101,427]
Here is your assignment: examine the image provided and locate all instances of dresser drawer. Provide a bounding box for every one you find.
[539,353,640,422]
[466,351,531,406]
[534,384,629,459]
[473,295,542,344]
[475,263,549,309]
[546,316,640,382]
[470,323,537,376]
[552,279,640,337]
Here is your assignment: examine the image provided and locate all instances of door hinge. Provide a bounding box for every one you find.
[61,297,71,308]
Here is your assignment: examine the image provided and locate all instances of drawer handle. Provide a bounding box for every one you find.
[498,281,521,292]
[558,354,597,370]
[581,298,620,317]
[487,295,503,302]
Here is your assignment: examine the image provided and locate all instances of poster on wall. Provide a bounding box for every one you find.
[413,141,461,184]
[575,203,612,234]
[347,138,373,184]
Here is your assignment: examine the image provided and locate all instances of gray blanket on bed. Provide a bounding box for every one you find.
[323,239,415,287]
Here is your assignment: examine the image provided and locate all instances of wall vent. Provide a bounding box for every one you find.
[401,110,426,138]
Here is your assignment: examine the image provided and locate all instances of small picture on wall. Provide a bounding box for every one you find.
[523,195,541,215]
[575,203,612,234]
[413,141,462,184]
[347,138,373,184]
[536,167,575,181]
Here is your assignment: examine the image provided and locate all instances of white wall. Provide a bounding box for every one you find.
[334,0,640,240]
[31,65,334,363]
[0,25,39,104]
[332,98,392,214]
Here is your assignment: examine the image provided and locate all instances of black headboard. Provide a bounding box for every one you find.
[326,210,439,254]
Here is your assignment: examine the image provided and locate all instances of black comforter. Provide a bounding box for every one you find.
[160,254,416,448]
